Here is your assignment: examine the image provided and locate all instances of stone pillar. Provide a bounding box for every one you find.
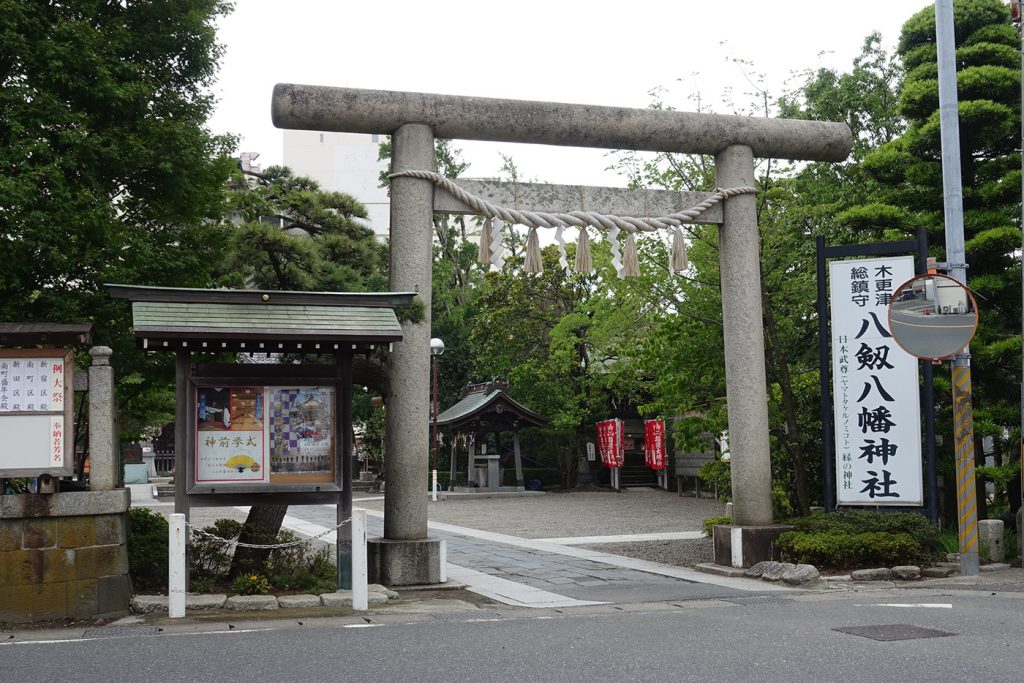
[88,346,117,491]
[978,519,1005,563]
[715,145,773,527]
[370,123,441,585]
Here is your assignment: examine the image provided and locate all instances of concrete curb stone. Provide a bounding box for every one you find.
[224,595,278,611]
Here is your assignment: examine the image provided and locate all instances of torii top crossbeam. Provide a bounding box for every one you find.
[272,85,852,162]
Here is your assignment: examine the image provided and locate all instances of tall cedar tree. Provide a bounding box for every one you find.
[845,0,1022,515]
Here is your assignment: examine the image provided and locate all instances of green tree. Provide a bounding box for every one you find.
[845,0,1022,516]
[221,165,387,578]
[0,0,236,449]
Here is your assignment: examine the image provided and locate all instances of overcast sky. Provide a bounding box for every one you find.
[208,0,935,187]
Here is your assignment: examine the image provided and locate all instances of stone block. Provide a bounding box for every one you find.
[980,562,1011,572]
[0,584,33,623]
[132,593,226,614]
[0,489,130,518]
[368,584,400,600]
[712,525,795,569]
[75,544,127,580]
[187,594,228,611]
[131,595,167,613]
[782,564,820,585]
[57,517,97,548]
[922,566,957,578]
[761,562,797,582]
[224,595,278,611]
[22,519,57,548]
[891,565,921,580]
[694,562,747,578]
[0,520,22,552]
[744,561,773,578]
[979,519,1005,563]
[96,574,132,616]
[3,547,76,586]
[32,582,68,621]
[851,568,892,581]
[320,592,352,608]
[367,537,442,586]
[94,515,126,546]
[67,579,99,618]
[277,594,322,609]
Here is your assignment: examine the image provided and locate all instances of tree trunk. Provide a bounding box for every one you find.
[761,284,811,515]
[228,504,288,579]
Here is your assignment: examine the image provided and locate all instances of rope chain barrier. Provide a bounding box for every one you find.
[389,169,756,233]
[184,517,350,549]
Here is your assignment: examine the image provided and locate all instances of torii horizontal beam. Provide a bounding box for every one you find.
[433,179,723,224]
[272,85,852,162]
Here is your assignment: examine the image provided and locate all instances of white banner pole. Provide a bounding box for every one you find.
[168,513,186,619]
[351,508,368,610]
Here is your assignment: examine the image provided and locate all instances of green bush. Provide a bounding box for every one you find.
[702,516,732,538]
[777,530,925,569]
[232,573,271,596]
[127,507,169,591]
[263,530,336,593]
[189,519,243,586]
[697,459,731,500]
[784,510,939,551]
[188,521,336,594]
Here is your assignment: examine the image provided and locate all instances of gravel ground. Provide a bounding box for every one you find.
[355,489,726,539]
[580,538,715,568]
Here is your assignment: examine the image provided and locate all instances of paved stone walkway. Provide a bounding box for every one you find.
[278,503,788,608]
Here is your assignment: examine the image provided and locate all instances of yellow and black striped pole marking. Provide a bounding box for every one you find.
[952,365,979,573]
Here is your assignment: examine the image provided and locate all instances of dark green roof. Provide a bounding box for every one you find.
[436,382,547,430]
[108,285,414,352]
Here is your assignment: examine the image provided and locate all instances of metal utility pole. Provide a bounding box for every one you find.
[935,0,980,576]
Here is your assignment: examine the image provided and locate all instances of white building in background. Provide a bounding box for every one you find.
[282,130,391,240]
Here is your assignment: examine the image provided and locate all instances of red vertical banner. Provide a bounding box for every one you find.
[644,419,666,470]
[596,419,624,468]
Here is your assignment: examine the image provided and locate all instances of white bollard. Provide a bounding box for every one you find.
[439,538,447,584]
[169,513,186,618]
[432,468,438,502]
[351,508,368,610]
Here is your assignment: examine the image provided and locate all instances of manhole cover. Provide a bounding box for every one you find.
[431,610,502,622]
[721,596,796,606]
[833,624,956,641]
[82,626,161,639]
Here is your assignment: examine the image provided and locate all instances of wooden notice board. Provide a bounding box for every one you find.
[0,349,75,477]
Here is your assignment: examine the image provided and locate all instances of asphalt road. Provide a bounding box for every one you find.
[889,301,975,359]
[4,589,1022,681]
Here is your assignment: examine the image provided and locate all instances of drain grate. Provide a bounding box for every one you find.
[721,596,796,606]
[833,624,956,642]
[431,610,503,622]
[82,626,161,639]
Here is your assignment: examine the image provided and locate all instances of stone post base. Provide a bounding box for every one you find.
[367,537,442,586]
[712,524,794,569]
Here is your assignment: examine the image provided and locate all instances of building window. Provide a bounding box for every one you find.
[371,134,379,144]
[319,133,325,143]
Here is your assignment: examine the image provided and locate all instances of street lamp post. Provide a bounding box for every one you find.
[430,338,445,492]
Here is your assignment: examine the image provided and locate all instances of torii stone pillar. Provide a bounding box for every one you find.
[272,85,852,573]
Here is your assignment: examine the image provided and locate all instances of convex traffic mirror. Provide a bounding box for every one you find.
[887,273,978,360]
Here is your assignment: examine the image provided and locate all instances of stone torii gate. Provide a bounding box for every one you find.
[272,85,852,581]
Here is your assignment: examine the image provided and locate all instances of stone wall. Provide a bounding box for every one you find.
[0,489,131,623]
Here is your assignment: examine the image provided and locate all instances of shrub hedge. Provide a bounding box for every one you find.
[776,510,940,569]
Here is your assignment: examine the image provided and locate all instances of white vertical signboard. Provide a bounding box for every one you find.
[830,256,922,505]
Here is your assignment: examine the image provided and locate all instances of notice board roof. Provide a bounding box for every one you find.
[107,285,415,352]
[0,323,93,347]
